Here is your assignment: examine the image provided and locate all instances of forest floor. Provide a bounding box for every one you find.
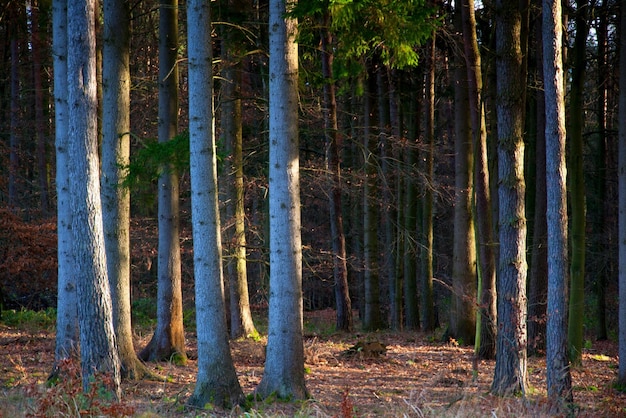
[0,308,625,417]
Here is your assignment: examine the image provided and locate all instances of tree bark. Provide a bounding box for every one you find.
[461,0,497,359]
[618,0,626,386]
[256,0,309,400]
[451,13,477,344]
[102,0,152,380]
[52,0,79,365]
[186,0,243,408]
[139,0,187,365]
[491,0,528,397]
[543,0,573,404]
[528,2,548,355]
[67,0,121,397]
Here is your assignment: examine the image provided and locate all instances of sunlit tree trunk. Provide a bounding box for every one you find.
[52,0,79,365]
[67,0,121,397]
[102,0,150,379]
[139,0,187,364]
[543,0,573,404]
[567,0,588,366]
[491,0,528,396]
[461,0,497,359]
[256,0,309,400]
[186,0,243,408]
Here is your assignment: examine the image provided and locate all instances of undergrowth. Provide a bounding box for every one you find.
[24,359,135,418]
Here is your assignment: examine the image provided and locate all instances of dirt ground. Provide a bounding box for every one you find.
[1,309,625,417]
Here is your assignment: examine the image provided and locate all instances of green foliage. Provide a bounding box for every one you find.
[334,0,437,68]
[121,132,190,192]
[131,298,157,328]
[1,308,56,331]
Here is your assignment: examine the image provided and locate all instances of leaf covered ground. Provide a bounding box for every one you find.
[0,308,624,417]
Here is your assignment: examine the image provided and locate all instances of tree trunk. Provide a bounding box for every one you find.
[528,2,548,355]
[256,0,309,400]
[67,0,121,397]
[139,0,187,365]
[421,35,436,333]
[567,0,588,366]
[52,0,79,365]
[461,0,497,359]
[592,0,608,342]
[543,0,573,404]
[320,10,353,332]
[186,0,243,408]
[221,5,258,339]
[362,62,383,331]
[618,0,626,385]
[491,0,528,396]
[101,0,151,379]
[451,15,477,344]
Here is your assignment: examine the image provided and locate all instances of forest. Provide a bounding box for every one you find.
[1,0,626,416]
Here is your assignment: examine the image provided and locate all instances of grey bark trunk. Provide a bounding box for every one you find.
[256,0,309,400]
[186,0,243,408]
[543,0,573,403]
[67,0,121,397]
[52,0,79,365]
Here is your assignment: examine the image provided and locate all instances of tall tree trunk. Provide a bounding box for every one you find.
[221,2,258,339]
[567,0,588,366]
[528,2,548,355]
[491,0,528,396]
[451,14,477,344]
[362,62,383,331]
[421,35,436,332]
[461,0,497,359]
[320,10,352,332]
[618,0,626,386]
[592,0,608,342]
[67,0,121,397]
[52,0,79,366]
[543,0,573,404]
[102,0,150,379]
[140,0,187,364]
[255,0,309,400]
[186,0,243,408]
